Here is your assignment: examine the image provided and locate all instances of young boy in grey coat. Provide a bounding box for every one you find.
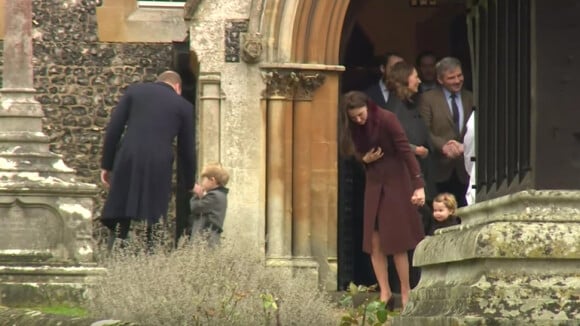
[190,163,230,246]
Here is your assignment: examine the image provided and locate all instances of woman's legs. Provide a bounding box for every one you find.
[370,230,391,302]
[393,251,411,308]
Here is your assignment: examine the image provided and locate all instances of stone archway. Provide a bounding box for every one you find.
[258,0,351,289]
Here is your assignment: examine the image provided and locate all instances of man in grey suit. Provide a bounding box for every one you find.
[365,52,404,110]
[419,57,473,207]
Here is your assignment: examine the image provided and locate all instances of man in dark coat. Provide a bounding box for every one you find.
[365,52,404,111]
[100,70,195,249]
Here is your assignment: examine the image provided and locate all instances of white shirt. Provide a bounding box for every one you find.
[379,79,390,104]
[463,111,476,205]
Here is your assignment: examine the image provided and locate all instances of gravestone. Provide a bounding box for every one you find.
[0,0,104,306]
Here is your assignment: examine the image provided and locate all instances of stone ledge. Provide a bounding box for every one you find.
[397,190,580,325]
[96,0,187,43]
[415,221,579,265]
[456,189,580,227]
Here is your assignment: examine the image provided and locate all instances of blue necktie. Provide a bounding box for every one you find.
[450,93,460,134]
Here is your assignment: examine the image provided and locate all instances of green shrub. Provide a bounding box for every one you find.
[339,283,390,326]
[87,235,340,325]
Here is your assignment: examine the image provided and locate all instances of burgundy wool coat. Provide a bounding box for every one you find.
[351,103,425,255]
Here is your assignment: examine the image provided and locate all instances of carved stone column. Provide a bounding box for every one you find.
[261,71,295,261]
[0,0,103,307]
[292,72,325,258]
[261,65,325,285]
[197,73,222,167]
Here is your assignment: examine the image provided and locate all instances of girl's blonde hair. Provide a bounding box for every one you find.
[201,163,230,186]
[433,192,458,215]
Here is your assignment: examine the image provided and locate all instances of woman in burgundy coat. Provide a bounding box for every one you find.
[339,91,426,308]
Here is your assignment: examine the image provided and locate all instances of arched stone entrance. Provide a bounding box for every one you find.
[259,0,470,290]
[258,0,350,290]
[186,0,469,290]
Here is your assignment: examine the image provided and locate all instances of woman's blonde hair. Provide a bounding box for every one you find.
[201,163,230,186]
[433,192,458,215]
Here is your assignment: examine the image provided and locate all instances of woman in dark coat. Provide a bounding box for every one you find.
[387,62,437,233]
[386,61,437,291]
[339,91,425,308]
[386,61,435,201]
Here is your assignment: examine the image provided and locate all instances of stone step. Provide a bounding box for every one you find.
[0,152,74,171]
[0,251,54,263]
[0,132,51,153]
[0,264,106,307]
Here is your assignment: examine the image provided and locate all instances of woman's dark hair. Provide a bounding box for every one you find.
[338,91,368,157]
[386,61,416,102]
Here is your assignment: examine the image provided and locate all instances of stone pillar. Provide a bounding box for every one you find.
[394,190,580,325]
[292,99,312,257]
[197,73,222,167]
[3,1,34,91]
[261,65,325,285]
[265,95,292,259]
[0,0,102,307]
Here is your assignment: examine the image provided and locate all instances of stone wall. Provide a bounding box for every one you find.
[0,1,175,224]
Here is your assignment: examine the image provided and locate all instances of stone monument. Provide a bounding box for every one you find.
[393,190,579,325]
[0,0,103,306]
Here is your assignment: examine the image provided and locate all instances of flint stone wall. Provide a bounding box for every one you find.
[1,0,175,223]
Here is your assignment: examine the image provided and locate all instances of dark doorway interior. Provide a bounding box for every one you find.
[172,39,197,246]
[337,0,470,291]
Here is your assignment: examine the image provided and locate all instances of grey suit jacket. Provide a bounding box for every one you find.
[418,87,473,184]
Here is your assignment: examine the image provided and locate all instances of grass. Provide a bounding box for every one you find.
[30,305,88,317]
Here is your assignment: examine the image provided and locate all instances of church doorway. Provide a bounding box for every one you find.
[171,39,198,246]
[336,0,471,290]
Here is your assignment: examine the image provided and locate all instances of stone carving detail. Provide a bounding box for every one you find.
[261,70,326,100]
[225,19,249,63]
[183,0,203,20]
[295,71,326,100]
[241,32,263,64]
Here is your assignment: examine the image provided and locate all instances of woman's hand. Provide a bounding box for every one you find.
[411,187,425,207]
[362,147,383,164]
[415,146,429,158]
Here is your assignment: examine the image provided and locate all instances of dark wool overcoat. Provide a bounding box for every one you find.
[351,103,425,255]
[101,82,195,224]
[388,96,437,200]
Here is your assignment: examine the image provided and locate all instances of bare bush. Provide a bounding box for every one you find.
[87,235,339,325]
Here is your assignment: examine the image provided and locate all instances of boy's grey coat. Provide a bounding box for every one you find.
[190,187,229,233]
